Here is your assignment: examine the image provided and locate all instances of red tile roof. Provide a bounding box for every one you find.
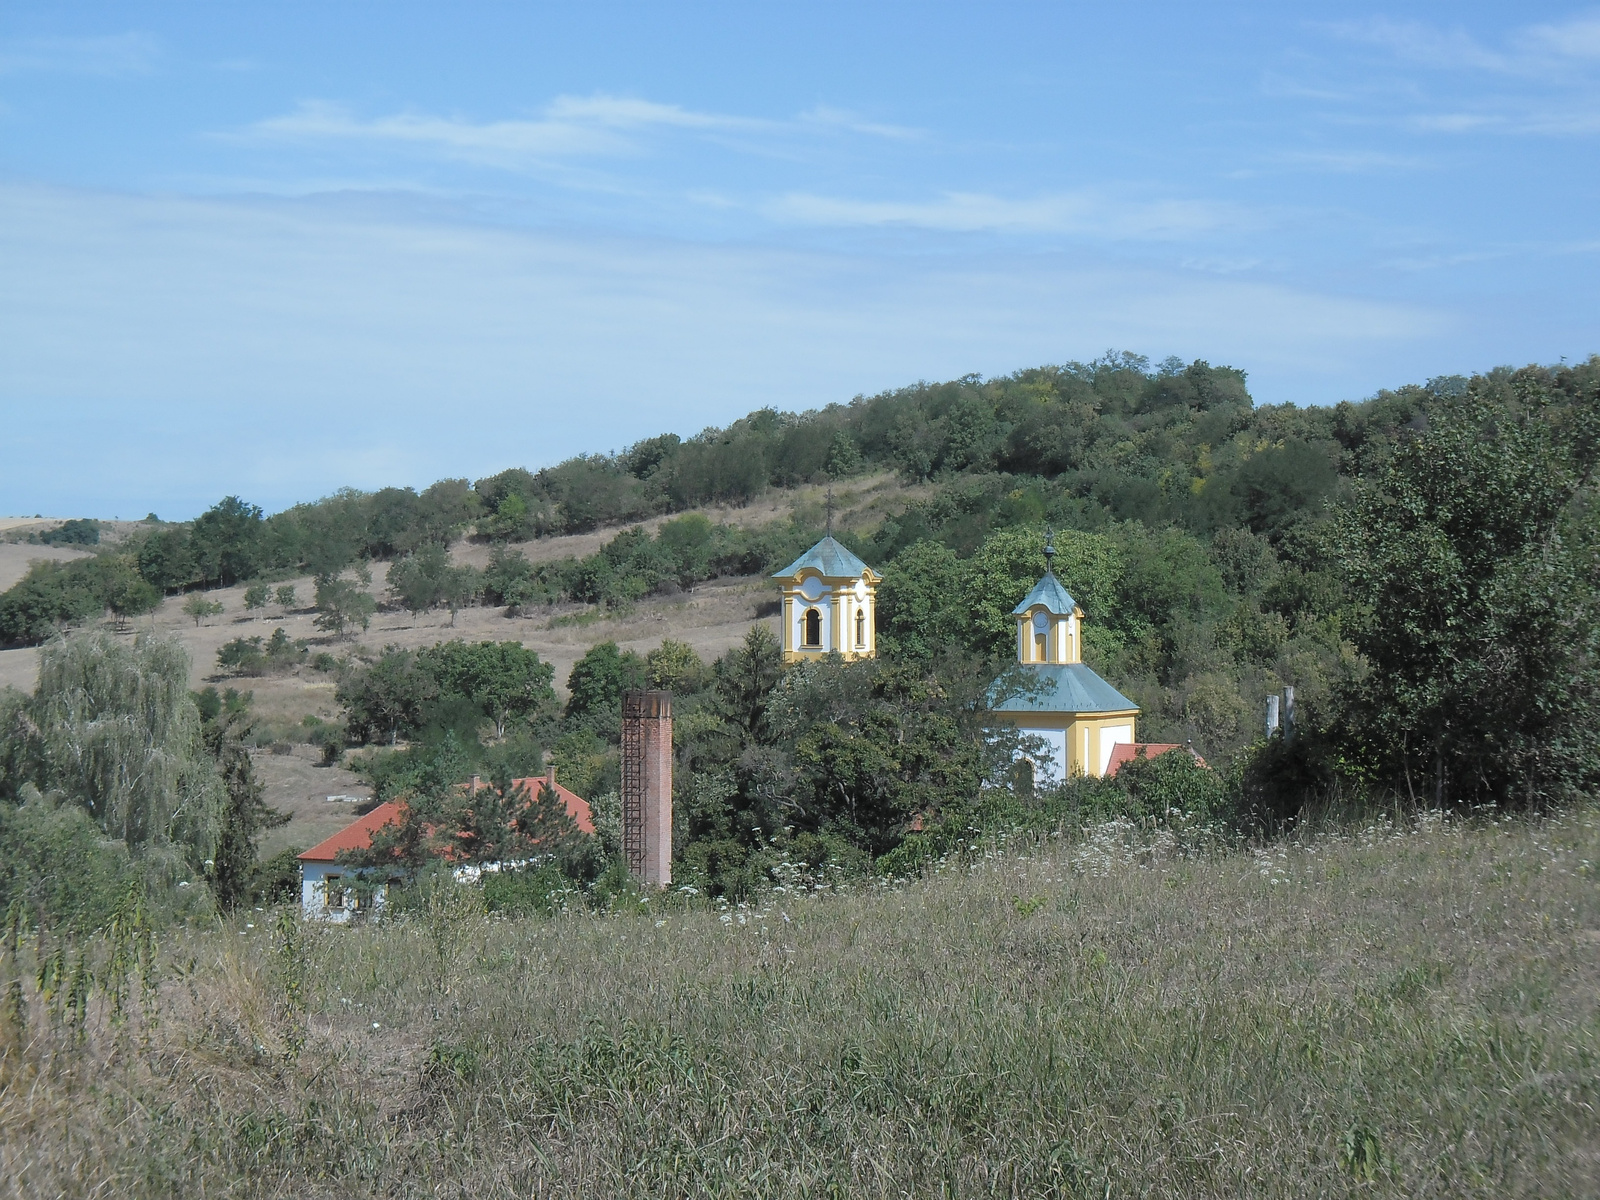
[508,776,596,835]
[297,774,595,867]
[298,802,404,862]
[1105,743,1206,777]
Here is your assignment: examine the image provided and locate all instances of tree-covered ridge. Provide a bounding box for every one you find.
[0,350,1476,649]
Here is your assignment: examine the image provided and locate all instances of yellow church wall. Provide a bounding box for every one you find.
[779,570,877,664]
[1004,710,1139,778]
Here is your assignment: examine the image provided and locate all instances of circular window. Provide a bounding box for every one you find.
[1032,612,1050,634]
[798,576,825,602]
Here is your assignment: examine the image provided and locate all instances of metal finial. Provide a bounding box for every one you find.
[825,483,834,537]
[1043,528,1057,569]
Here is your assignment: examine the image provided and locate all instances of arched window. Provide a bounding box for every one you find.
[1032,611,1049,662]
[855,610,866,647]
[803,607,822,647]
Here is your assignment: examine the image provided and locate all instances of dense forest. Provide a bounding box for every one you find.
[3,351,1598,910]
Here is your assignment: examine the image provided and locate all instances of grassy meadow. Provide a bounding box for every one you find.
[3,807,1598,1198]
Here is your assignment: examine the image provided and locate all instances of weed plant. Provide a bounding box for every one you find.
[1,806,1596,1197]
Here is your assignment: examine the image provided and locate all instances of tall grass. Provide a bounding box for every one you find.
[2,808,1597,1197]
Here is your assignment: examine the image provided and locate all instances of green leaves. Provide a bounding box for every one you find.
[1329,370,1600,807]
[565,641,648,723]
[313,572,377,639]
[879,525,1122,662]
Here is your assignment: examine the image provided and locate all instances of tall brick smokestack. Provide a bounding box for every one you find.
[621,690,672,886]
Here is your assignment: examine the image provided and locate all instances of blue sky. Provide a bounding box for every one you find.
[2,3,1598,518]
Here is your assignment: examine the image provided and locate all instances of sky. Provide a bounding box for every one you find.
[2,3,1598,518]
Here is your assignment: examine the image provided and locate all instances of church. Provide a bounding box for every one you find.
[771,530,1138,779]
[771,534,880,663]
[987,539,1141,780]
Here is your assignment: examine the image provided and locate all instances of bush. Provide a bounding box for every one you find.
[40,518,100,546]
[0,788,143,932]
[217,628,305,677]
[251,846,303,905]
[481,862,575,916]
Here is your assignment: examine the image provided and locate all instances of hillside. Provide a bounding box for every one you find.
[5,807,1595,1197]
[0,476,914,856]
[3,353,1597,900]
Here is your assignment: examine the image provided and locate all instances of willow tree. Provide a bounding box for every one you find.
[31,632,223,861]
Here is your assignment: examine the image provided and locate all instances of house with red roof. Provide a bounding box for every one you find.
[298,801,404,922]
[297,767,596,921]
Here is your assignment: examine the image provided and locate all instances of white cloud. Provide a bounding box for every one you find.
[1326,12,1600,77]
[1313,14,1600,137]
[244,92,913,171]
[540,93,763,131]
[765,189,1242,239]
[0,32,159,77]
[249,100,636,166]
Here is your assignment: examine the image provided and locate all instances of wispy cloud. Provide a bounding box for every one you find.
[1325,18,1509,72]
[1325,12,1600,77]
[251,100,640,166]
[1516,14,1600,63]
[0,32,159,77]
[245,93,912,170]
[765,189,1241,239]
[1316,14,1600,136]
[799,105,924,141]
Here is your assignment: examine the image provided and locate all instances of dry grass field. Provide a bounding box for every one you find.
[2,806,1596,1198]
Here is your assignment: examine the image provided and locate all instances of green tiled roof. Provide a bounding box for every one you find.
[1011,572,1077,616]
[772,536,871,580]
[990,664,1138,715]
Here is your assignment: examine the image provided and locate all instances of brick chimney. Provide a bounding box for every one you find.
[621,690,672,886]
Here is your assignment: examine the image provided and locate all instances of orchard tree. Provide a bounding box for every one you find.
[314,573,376,640]
[182,594,224,626]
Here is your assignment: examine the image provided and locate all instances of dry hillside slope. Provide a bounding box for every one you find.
[0,477,920,854]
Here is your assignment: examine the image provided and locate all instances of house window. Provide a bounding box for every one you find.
[325,874,344,909]
[855,610,866,647]
[1032,611,1049,662]
[803,608,822,647]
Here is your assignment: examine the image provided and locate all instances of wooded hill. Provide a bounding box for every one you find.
[0,351,1479,640]
[3,351,1598,906]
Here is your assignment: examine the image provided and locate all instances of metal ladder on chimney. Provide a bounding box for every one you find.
[620,708,645,877]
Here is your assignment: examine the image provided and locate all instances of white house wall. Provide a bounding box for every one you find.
[300,861,389,923]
